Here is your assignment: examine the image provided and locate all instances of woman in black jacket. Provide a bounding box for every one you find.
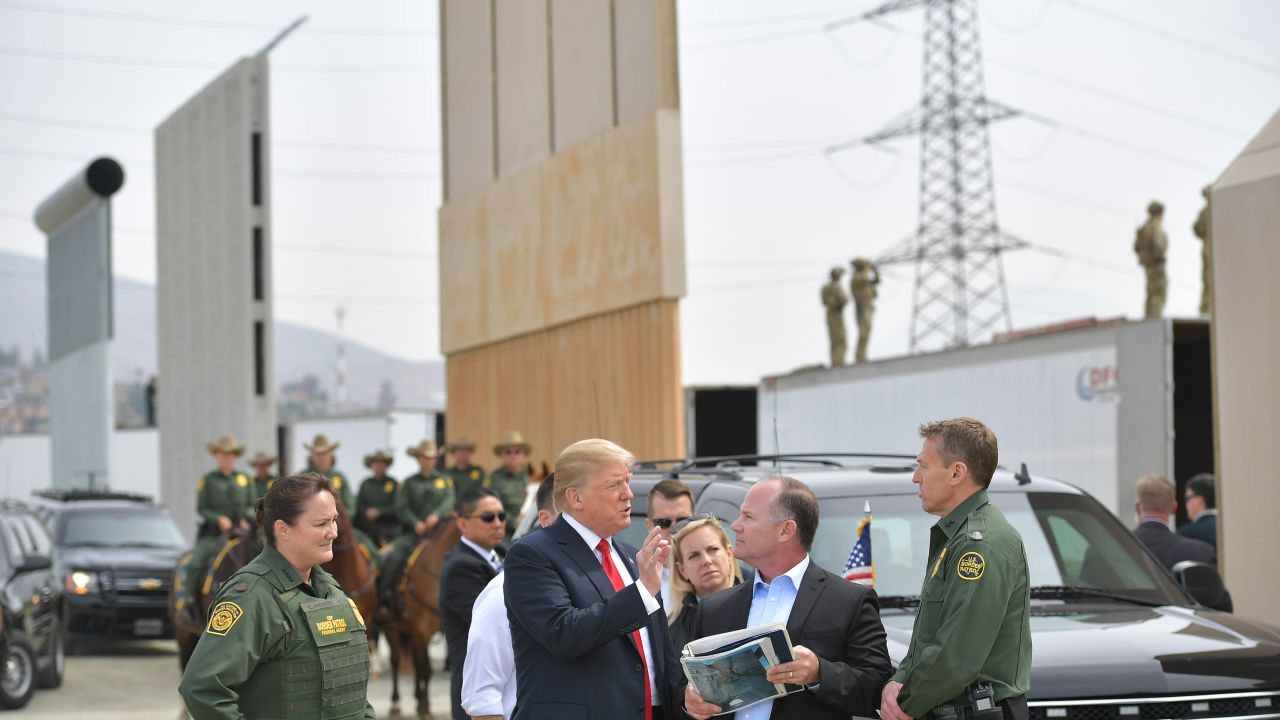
[667,515,743,651]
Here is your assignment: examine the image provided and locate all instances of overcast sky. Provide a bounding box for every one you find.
[2,0,1277,387]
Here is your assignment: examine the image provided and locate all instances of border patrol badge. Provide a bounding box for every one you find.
[207,601,244,636]
[957,551,985,581]
[348,597,366,628]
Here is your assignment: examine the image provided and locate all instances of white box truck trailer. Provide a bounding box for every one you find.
[759,317,1212,518]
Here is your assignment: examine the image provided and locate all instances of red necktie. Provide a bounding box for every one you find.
[597,538,653,720]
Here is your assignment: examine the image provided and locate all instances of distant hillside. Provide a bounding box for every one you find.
[0,250,444,410]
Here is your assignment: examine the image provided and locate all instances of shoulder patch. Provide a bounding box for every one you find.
[385,480,395,494]
[956,551,985,581]
[207,601,244,636]
[197,477,206,492]
[333,476,344,489]
[471,469,480,480]
[434,478,446,490]
[348,597,366,629]
[236,474,248,487]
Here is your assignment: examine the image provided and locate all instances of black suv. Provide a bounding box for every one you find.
[0,501,64,709]
[29,491,188,646]
[612,455,1280,716]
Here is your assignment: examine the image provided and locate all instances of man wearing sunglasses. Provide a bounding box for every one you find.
[441,489,509,720]
[647,479,696,609]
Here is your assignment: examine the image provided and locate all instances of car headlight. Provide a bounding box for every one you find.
[66,570,96,595]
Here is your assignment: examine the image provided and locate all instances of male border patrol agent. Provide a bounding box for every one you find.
[356,449,401,548]
[304,434,355,518]
[376,439,455,621]
[248,451,277,507]
[488,431,531,538]
[881,418,1031,720]
[184,434,252,608]
[444,437,487,498]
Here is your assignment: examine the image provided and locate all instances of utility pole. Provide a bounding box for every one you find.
[851,0,1026,353]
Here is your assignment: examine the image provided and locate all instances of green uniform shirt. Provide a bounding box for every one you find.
[396,472,455,530]
[446,464,488,498]
[251,475,276,507]
[356,475,399,517]
[308,465,355,519]
[177,543,376,719]
[893,489,1032,716]
[487,466,528,536]
[198,470,252,526]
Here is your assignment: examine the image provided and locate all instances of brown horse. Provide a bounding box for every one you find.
[170,527,260,670]
[323,499,379,650]
[381,521,460,720]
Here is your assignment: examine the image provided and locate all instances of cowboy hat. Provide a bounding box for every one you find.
[406,439,440,459]
[364,449,395,468]
[206,434,245,456]
[304,433,340,453]
[493,430,532,456]
[447,437,477,452]
[247,451,276,467]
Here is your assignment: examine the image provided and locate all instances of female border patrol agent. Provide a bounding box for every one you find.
[178,472,377,720]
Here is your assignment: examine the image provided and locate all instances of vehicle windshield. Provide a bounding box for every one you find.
[60,510,187,549]
[799,491,1185,605]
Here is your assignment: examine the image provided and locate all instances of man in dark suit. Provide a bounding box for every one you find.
[505,438,682,720]
[441,488,509,720]
[684,476,892,720]
[1178,473,1218,548]
[1132,474,1215,570]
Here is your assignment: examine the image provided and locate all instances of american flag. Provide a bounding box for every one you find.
[842,501,874,586]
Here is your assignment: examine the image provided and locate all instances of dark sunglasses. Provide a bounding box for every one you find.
[651,515,690,529]
[469,511,508,523]
[669,512,716,533]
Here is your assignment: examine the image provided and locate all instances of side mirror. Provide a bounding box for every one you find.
[1172,560,1229,611]
[17,554,52,573]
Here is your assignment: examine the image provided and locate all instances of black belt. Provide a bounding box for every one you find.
[923,693,1027,720]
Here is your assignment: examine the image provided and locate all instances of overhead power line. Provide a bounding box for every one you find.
[0,112,439,155]
[0,45,435,73]
[0,0,434,38]
[1059,0,1280,79]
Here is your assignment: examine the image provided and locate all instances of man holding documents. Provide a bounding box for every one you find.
[505,438,684,720]
[684,476,892,719]
[880,418,1031,720]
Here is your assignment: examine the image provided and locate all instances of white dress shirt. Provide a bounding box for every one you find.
[460,536,503,572]
[562,512,662,704]
[461,572,515,719]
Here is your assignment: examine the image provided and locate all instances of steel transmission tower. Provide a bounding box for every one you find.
[862,0,1026,353]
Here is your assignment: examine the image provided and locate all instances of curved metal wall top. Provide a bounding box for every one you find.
[34,157,125,234]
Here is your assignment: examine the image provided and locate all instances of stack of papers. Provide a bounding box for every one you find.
[680,622,799,715]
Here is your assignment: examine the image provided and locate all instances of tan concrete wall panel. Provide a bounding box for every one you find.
[1210,150,1280,620]
[495,0,552,177]
[438,191,489,352]
[445,300,684,468]
[550,0,614,150]
[442,0,495,199]
[614,0,679,122]
[544,131,611,314]
[488,167,548,334]
[439,112,684,354]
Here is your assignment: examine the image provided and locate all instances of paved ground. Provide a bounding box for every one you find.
[21,636,452,719]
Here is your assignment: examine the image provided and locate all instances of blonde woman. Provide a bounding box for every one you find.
[668,514,743,651]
